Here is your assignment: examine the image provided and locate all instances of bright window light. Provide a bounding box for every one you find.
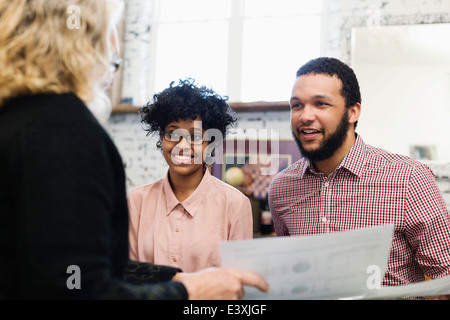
[154,21,229,95]
[241,16,322,102]
[244,0,323,17]
[152,0,323,102]
[159,0,231,22]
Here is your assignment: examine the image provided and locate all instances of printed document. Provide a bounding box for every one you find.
[220,225,450,299]
[221,225,394,299]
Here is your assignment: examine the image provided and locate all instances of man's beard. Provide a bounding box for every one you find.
[292,109,350,163]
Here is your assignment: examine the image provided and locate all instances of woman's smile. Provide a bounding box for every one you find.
[171,152,195,165]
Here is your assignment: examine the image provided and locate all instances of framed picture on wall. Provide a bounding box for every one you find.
[410,145,436,161]
[211,139,302,200]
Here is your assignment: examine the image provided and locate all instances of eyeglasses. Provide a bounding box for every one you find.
[163,131,205,145]
[110,58,122,73]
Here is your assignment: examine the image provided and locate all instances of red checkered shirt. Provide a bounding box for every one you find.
[269,134,450,287]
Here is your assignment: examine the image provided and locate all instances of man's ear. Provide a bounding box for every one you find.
[348,102,361,126]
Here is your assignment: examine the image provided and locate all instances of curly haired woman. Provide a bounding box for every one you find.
[128,79,253,272]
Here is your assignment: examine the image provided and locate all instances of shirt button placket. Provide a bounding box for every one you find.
[321,179,331,233]
[170,208,183,267]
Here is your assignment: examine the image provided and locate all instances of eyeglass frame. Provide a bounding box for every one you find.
[110,58,122,73]
[162,129,206,145]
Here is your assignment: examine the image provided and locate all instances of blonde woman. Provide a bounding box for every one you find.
[0,0,267,300]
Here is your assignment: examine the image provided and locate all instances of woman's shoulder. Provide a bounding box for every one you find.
[128,179,164,198]
[207,173,248,200]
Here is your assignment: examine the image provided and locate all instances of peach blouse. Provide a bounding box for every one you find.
[127,169,253,272]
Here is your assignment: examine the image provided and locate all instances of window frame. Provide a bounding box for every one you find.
[112,0,324,113]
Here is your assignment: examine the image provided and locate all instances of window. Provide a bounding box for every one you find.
[150,0,323,103]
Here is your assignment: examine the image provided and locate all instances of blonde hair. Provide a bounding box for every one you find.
[0,0,122,109]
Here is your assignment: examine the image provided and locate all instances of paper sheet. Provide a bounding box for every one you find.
[221,225,450,299]
[366,274,450,299]
[220,225,395,300]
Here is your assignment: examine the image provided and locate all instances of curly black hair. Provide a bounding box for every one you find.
[139,78,237,149]
[296,57,361,128]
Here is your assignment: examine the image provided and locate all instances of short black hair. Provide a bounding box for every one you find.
[296,57,361,127]
[139,78,237,148]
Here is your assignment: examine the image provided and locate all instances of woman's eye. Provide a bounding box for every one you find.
[167,132,181,140]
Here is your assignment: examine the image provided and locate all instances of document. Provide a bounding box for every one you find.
[366,274,450,299]
[221,225,450,299]
[220,225,395,300]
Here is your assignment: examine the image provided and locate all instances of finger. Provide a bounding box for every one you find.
[229,269,269,292]
[238,287,245,300]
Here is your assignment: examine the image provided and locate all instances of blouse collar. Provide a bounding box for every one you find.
[162,168,212,217]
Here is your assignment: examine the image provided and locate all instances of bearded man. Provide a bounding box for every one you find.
[268,57,450,299]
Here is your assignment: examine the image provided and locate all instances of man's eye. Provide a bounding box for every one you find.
[192,134,203,141]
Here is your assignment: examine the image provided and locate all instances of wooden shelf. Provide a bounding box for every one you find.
[111,104,140,114]
[112,101,290,114]
[229,101,290,112]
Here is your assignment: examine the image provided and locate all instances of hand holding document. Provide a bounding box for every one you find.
[220,225,450,299]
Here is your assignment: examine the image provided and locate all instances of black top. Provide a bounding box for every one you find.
[0,93,188,299]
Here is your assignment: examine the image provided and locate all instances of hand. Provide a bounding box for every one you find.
[172,268,269,300]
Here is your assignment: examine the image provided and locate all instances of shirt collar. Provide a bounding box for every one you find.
[162,169,211,217]
[301,133,367,178]
[337,133,366,177]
